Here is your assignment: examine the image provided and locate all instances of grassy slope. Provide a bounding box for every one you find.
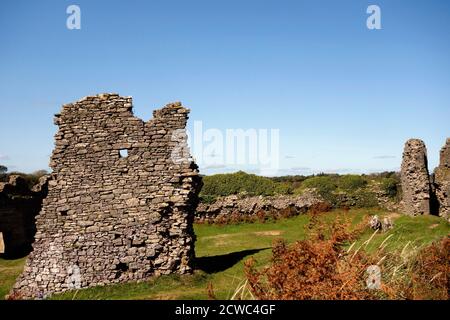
[0,209,448,300]
[355,214,450,253]
[0,257,26,299]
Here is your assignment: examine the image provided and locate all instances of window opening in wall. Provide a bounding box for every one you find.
[119,149,129,158]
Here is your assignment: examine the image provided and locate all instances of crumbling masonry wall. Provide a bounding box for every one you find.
[400,139,431,216]
[400,138,450,220]
[434,138,450,220]
[11,93,202,299]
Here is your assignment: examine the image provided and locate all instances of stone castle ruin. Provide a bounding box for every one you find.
[400,139,431,216]
[400,138,450,220]
[10,93,202,299]
[434,138,450,219]
[4,93,448,299]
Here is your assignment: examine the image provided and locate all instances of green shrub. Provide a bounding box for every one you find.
[353,190,378,208]
[381,177,400,199]
[301,176,337,194]
[274,182,293,195]
[270,175,307,185]
[329,190,378,209]
[200,171,285,197]
[337,175,367,191]
[199,194,218,204]
[298,176,338,207]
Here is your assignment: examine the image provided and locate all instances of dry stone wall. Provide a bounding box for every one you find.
[11,93,202,299]
[400,139,431,216]
[196,191,323,223]
[196,186,399,224]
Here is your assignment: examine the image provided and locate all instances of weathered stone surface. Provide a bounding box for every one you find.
[434,138,450,220]
[400,139,431,216]
[10,93,202,299]
[369,215,393,232]
[196,191,322,222]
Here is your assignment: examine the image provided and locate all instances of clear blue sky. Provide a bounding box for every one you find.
[1,0,449,175]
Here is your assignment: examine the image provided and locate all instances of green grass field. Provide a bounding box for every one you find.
[0,209,448,300]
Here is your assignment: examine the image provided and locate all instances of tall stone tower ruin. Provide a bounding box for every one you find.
[434,138,450,220]
[400,139,431,216]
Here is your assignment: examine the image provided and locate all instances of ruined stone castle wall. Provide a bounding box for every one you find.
[400,139,431,216]
[11,93,201,299]
[434,138,450,220]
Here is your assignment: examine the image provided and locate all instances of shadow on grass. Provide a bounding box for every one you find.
[195,248,269,273]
